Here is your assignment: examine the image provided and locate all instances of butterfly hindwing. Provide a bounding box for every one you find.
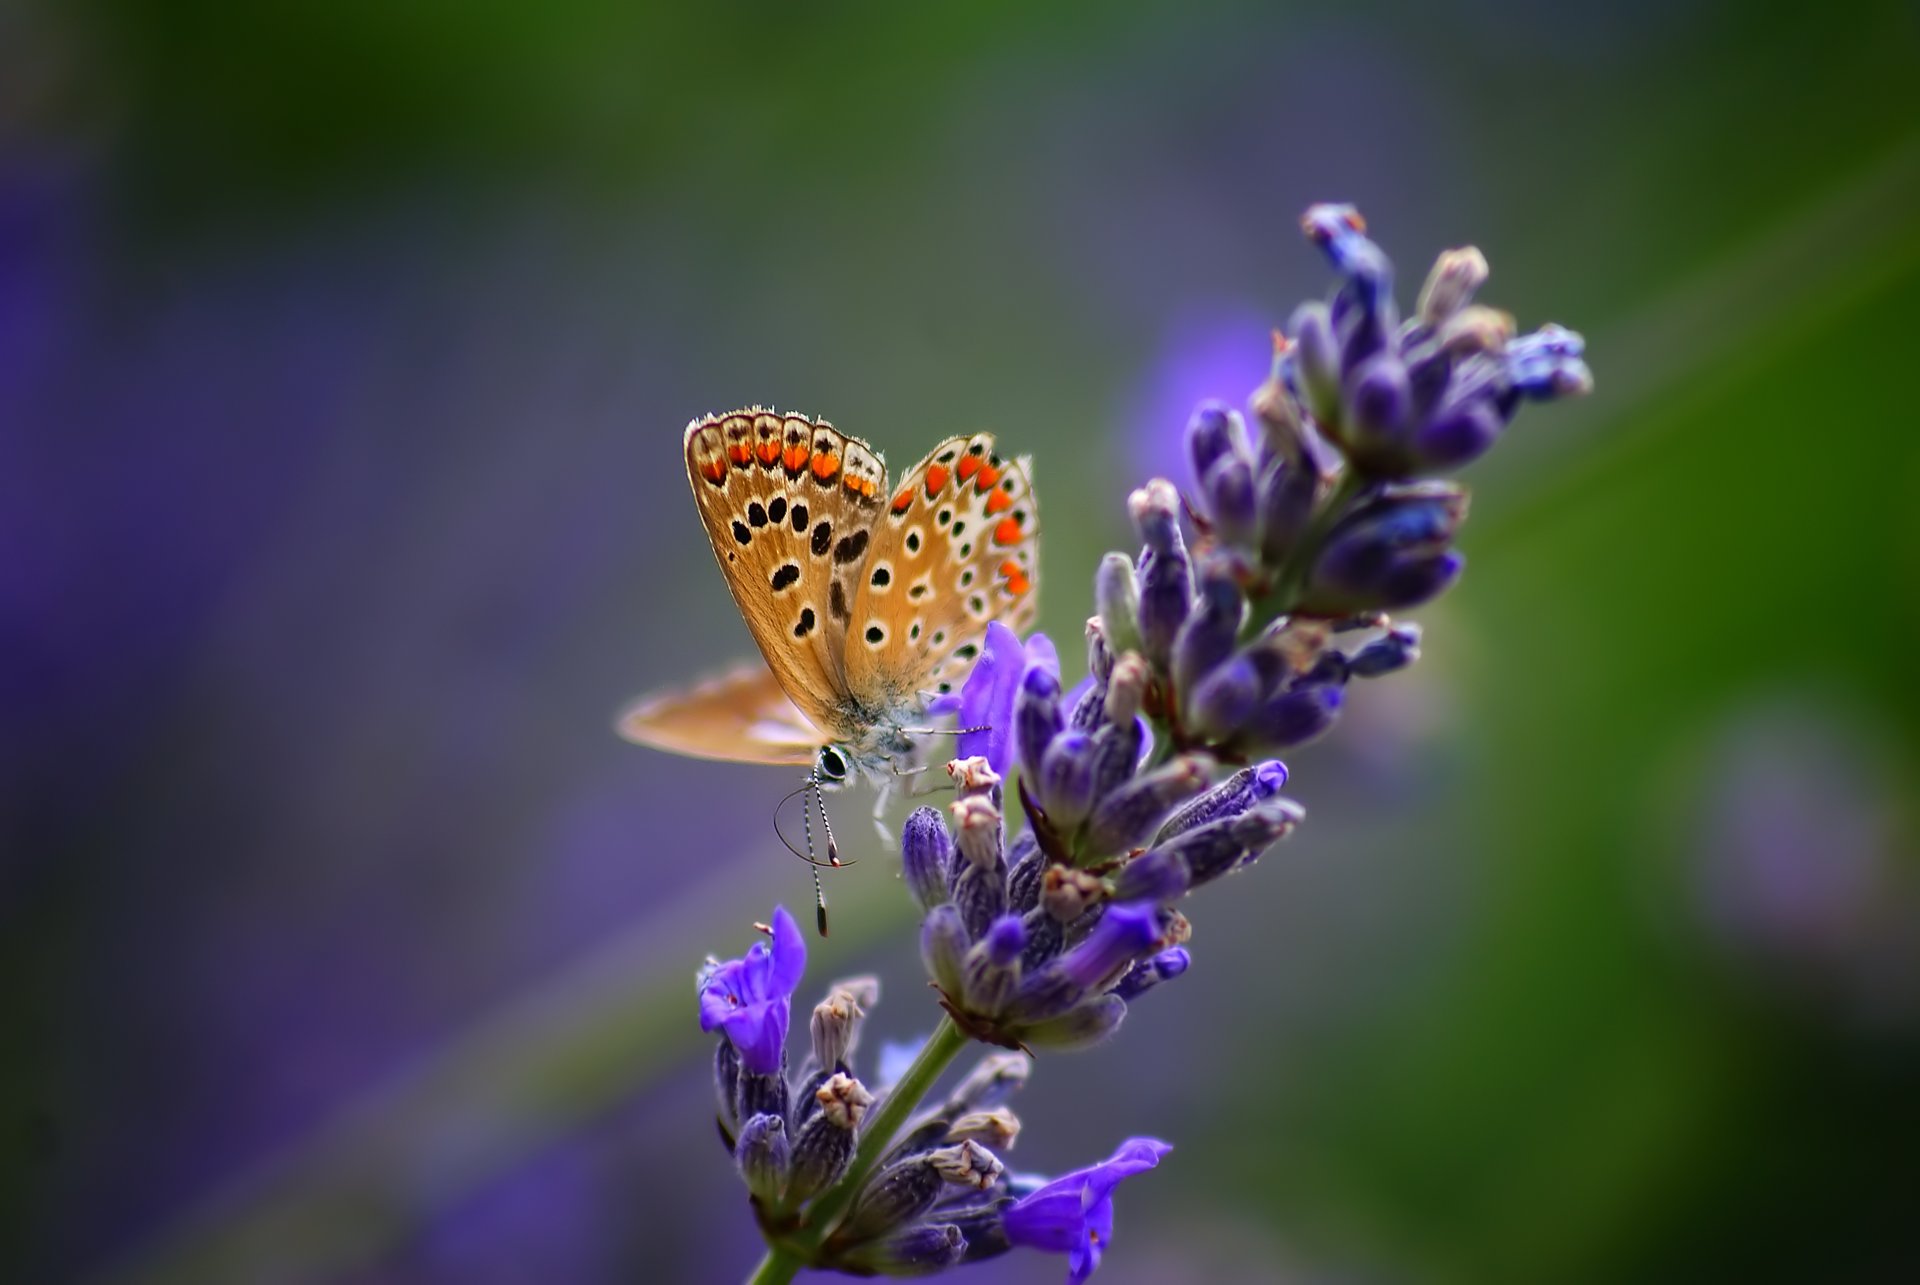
[685,409,888,742]
[616,662,821,766]
[844,432,1040,704]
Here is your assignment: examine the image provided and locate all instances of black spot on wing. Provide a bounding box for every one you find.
[771,564,800,591]
[829,580,849,621]
[833,529,869,565]
[732,521,751,545]
[812,520,832,557]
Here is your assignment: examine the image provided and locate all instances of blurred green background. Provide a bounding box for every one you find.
[5,2,1919,1281]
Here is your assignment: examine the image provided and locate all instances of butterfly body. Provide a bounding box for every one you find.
[620,408,1040,788]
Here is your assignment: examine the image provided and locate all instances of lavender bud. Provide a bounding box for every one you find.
[811,975,879,1071]
[1040,864,1105,923]
[949,796,1007,939]
[901,806,953,912]
[1438,305,1516,358]
[837,1223,967,1276]
[951,1201,1014,1263]
[1288,300,1343,427]
[1186,654,1262,742]
[1087,715,1146,812]
[1109,847,1192,904]
[1245,683,1344,751]
[1020,993,1128,1051]
[1416,245,1489,325]
[737,1067,789,1128]
[942,1052,1031,1114]
[1085,755,1211,855]
[946,755,1001,800]
[844,1155,948,1241]
[1160,800,1304,886]
[734,1113,790,1204]
[1128,480,1192,666]
[1256,454,1319,567]
[1113,947,1192,1001]
[1018,907,1064,968]
[1200,452,1258,547]
[1061,902,1162,992]
[921,904,969,1000]
[930,1139,1005,1192]
[1506,323,1593,400]
[1345,351,1413,467]
[1348,623,1422,677]
[713,1038,741,1132]
[1171,557,1246,706]
[1037,729,1098,830]
[1156,761,1289,842]
[1411,395,1504,472]
[962,914,1027,1016]
[787,1072,873,1201]
[1014,667,1063,791]
[1085,616,1115,683]
[1005,832,1044,913]
[1306,483,1468,614]
[1094,553,1143,657]
[947,1106,1021,1152]
[1185,400,1247,483]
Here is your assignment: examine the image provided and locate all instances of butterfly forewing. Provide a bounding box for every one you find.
[617,662,821,766]
[684,409,888,741]
[844,432,1040,702]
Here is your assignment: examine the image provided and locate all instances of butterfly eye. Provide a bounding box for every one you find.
[816,745,851,783]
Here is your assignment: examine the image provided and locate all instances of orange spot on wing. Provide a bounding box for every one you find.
[727,444,752,466]
[844,474,876,498]
[783,442,809,472]
[956,455,980,481]
[984,487,1013,514]
[1005,571,1031,596]
[924,463,950,497]
[811,451,841,481]
[891,488,914,514]
[993,516,1023,546]
[757,439,780,466]
[699,459,728,483]
[973,464,1000,492]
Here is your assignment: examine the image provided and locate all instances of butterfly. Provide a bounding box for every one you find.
[618,408,1040,912]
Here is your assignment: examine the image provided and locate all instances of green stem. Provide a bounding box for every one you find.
[1246,467,1369,632]
[790,1014,971,1255]
[745,1245,805,1285]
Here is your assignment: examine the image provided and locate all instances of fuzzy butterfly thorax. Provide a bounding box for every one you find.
[619,407,1040,784]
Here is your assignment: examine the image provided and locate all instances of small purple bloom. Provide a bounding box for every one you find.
[1003,1137,1173,1285]
[698,906,806,1075]
[946,622,1059,774]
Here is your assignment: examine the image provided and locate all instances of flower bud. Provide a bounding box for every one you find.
[1014,666,1063,791]
[947,1106,1021,1152]
[1348,623,1422,677]
[1160,800,1304,886]
[1109,847,1192,904]
[920,905,969,1000]
[1243,683,1344,752]
[1416,245,1489,325]
[835,1223,967,1277]
[1020,993,1128,1051]
[1094,553,1143,658]
[1200,451,1258,547]
[1410,395,1504,472]
[1155,760,1289,842]
[736,1067,789,1129]
[713,1038,741,1132]
[1084,755,1210,855]
[1304,483,1468,614]
[942,1051,1031,1114]
[1288,300,1343,428]
[962,914,1027,1016]
[734,1112,789,1205]
[843,1155,948,1242]
[1506,323,1592,400]
[1005,832,1044,913]
[1128,480,1192,666]
[949,796,1007,939]
[930,1139,1005,1192]
[946,755,1001,800]
[1040,864,1105,923]
[1256,454,1319,567]
[787,1072,873,1201]
[1112,947,1192,1001]
[1185,655,1262,742]
[1171,557,1246,707]
[811,975,879,1071]
[1185,400,1248,483]
[1036,729,1098,830]
[901,806,953,912]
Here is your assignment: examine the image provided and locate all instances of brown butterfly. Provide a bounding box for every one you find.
[618,409,1040,911]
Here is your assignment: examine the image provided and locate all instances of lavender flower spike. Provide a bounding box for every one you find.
[1003,1137,1173,1285]
[698,906,806,1076]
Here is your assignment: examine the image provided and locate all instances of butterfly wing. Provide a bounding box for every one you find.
[617,662,823,766]
[842,432,1040,703]
[684,409,889,741]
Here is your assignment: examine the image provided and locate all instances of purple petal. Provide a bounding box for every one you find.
[697,959,750,1033]
[1024,632,1060,680]
[767,904,807,997]
[957,621,1026,770]
[1003,1136,1172,1267]
[721,999,788,1076]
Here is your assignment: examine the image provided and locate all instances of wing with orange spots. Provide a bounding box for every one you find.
[616,661,823,766]
[683,409,888,742]
[842,432,1040,705]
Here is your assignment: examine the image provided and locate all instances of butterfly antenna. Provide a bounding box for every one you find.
[800,770,830,937]
[897,724,991,736]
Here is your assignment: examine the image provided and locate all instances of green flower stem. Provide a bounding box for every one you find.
[745,1245,805,1285]
[787,1014,970,1258]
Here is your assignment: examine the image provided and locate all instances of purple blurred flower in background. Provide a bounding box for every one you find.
[699,906,806,1075]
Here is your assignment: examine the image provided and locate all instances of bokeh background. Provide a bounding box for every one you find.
[7,2,1920,1281]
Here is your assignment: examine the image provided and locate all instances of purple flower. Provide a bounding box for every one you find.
[941,622,1059,775]
[698,906,806,1075]
[1003,1137,1173,1284]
